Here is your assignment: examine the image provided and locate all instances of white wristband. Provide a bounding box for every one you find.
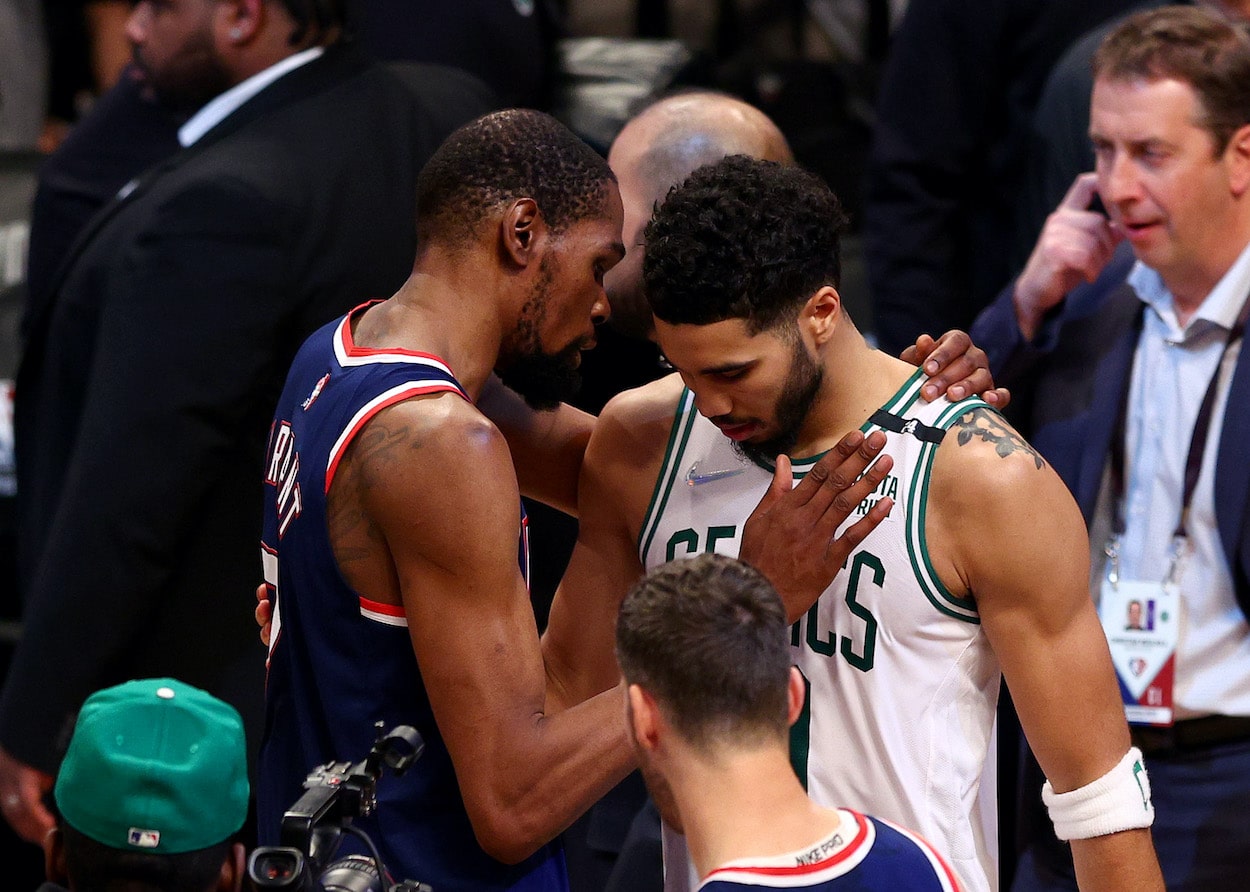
[1042,747,1154,841]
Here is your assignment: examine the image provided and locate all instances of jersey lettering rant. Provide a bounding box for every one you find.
[266,420,303,538]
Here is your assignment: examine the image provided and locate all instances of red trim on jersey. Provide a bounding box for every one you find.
[704,811,871,880]
[337,302,453,364]
[938,853,961,891]
[897,823,961,891]
[324,384,465,493]
[359,596,405,618]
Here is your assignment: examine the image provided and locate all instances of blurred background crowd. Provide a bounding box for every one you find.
[0,0,1235,888]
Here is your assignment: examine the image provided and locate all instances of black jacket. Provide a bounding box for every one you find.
[6,45,494,770]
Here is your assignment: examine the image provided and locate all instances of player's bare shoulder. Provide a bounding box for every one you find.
[925,403,1083,597]
[928,404,1053,515]
[591,372,685,468]
[945,405,1045,471]
[326,389,510,603]
[359,389,506,485]
[583,373,686,537]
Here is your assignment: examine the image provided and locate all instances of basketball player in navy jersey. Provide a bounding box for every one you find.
[257,110,648,890]
[617,554,962,892]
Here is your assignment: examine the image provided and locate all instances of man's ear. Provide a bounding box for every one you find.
[628,684,663,753]
[802,286,842,346]
[220,841,247,892]
[500,198,543,268]
[218,0,264,46]
[1226,122,1250,198]
[43,826,68,885]
[786,666,806,728]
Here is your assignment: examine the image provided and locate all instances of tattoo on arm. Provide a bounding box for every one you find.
[952,409,1043,470]
[328,417,422,565]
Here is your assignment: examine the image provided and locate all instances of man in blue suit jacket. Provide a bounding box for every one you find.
[972,7,1250,890]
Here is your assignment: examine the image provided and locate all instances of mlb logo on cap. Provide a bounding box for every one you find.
[128,828,161,848]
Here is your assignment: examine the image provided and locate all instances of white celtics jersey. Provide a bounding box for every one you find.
[640,370,1001,892]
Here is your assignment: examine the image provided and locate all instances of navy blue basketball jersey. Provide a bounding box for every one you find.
[699,810,960,891]
[258,304,559,891]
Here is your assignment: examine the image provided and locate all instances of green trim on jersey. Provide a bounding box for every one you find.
[898,397,990,624]
[784,370,929,479]
[638,389,700,559]
[861,367,928,429]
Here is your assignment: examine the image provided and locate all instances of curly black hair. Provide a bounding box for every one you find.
[415,109,616,247]
[642,155,847,333]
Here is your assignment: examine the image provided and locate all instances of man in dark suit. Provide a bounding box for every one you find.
[971,7,1250,889]
[0,0,493,845]
[862,0,1143,355]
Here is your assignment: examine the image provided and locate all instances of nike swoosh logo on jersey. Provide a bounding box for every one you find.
[685,461,748,486]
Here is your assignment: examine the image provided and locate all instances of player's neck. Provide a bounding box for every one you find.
[791,329,914,458]
[354,266,510,401]
[672,747,844,879]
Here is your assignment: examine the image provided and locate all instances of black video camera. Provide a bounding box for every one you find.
[248,723,432,892]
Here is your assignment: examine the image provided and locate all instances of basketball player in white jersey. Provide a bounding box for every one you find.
[540,156,1162,892]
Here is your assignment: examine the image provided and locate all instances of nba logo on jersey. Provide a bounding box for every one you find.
[302,373,330,410]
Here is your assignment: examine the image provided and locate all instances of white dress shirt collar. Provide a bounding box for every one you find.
[1127,239,1250,337]
[178,46,325,147]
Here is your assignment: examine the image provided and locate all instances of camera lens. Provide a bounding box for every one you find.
[319,854,385,892]
[248,846,308,888]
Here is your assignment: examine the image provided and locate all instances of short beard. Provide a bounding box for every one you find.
[497,341,583,411]
[496,258,584,411]
[734,338,823,466]
[136,36,233,114]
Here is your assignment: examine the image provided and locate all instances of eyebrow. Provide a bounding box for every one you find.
[695,359,753,377]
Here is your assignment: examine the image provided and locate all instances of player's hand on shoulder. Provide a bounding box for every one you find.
[902,329,1010,407]
[905,329,1010,407]
[739,430,894,623]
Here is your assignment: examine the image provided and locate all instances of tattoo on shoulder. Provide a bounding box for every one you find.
[952,409,1043,470]
[351,415,424,471]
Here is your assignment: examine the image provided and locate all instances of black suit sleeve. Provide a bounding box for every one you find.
[0,177,291,768]
[863,0,1011,355]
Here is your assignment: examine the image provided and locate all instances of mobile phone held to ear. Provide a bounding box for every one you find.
[1087,192,1109,218]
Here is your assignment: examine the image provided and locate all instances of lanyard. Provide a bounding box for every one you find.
[1106,293,1250,583]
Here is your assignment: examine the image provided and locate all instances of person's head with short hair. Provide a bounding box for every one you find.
[1093,5,1250,152]
[616,554,803,831]
[125,0,345,113]
[643,155,845,333]
[44,678,249,892]
[606,92,793,339]
[642,155,848,463]
[1090,5,1250,306]
[415,109,624,411]
[416,108,618,249]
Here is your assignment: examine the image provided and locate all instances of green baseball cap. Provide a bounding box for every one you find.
[54,678,249,854]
